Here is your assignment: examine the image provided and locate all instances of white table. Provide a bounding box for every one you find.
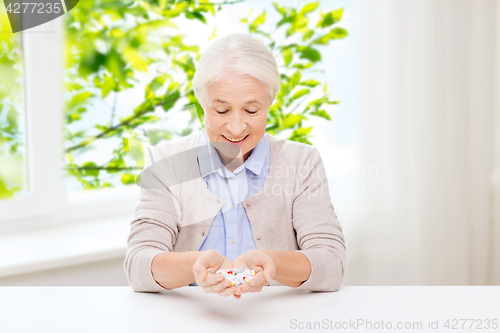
[0,286,498,333]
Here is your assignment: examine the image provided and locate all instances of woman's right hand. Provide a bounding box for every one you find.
[193,250,237,297]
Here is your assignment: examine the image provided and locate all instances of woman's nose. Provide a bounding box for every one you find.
[226,112,246,134]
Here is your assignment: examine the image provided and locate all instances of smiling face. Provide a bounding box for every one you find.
[201,73,273,162]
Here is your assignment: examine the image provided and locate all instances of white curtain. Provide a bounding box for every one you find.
[346,0,500,285]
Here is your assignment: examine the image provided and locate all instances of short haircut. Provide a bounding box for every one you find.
[192,33,281,106]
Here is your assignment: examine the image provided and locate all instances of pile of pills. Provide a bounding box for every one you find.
[216,267,256,287]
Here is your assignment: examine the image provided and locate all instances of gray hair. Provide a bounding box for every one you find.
[192,33,281,106]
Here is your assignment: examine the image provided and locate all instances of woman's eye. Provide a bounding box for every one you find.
[216,110,229,114]
[246,110,258,114]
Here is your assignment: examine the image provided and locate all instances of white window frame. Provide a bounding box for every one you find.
[0,17,139,232]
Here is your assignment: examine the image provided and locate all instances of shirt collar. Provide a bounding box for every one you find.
[243,132,269,176]
[196,130,221,178]
[196,129,269,178]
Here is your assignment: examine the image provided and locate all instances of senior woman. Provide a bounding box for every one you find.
[124,33,346,298]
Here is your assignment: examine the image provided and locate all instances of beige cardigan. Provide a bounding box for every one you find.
[124,130,346,292]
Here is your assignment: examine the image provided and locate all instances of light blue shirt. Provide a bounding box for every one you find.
[197,128,271,260]
[189,129,271,286]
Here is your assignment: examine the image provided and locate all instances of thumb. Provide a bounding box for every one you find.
[193,262,208,283]
[263,262,276,283]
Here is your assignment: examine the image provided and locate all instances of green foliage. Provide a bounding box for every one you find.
[62,0,217,188]
[248,2,346,145]
[0,31,27,199]
[1,0,348,195]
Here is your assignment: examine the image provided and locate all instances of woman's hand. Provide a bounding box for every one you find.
[232,249,276,299]
[192,250,238,297]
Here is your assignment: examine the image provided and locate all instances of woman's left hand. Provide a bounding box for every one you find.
[232,249,276,299]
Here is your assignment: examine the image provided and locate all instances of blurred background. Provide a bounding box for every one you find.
[0,0,498,287]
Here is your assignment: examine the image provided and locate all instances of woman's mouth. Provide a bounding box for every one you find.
[222,134,249,144]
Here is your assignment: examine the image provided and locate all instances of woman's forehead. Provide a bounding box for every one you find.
[210,98,262,106]
[206,76,270,105]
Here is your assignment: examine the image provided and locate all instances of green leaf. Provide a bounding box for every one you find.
[299,2,319,15]
[65,82,84,92]
[283,48,293,67]
[78,50,106,76]
[273,2,286,16]
[82,161,99,177]
[292,126,313,136]
[327,99,340,105]
[185,11,207,24]
[121,173,136,185]
[299,79,320,87]
[317,8,343,28]
[291,88,310,100]
[0,179,15,199]
[100,75,116,98]
[123,47,150,72]
[299,47,321,62]
[195,102,205,124]
[107,158,125,174]
[162,90,180,111]
[67,91,93,111]
[311,109,332,120]
[281,114,303,129]
[7,108,18,130]
[249,11,266,32]
[312,27,348,44]
[292,62,314,69]
[289,71,302,89]
[67,113,82,123]
[151,76,166,92]
[104,49,127,85]
[277,16,294,27]
[302,29,314,42]
[146,75,167,99]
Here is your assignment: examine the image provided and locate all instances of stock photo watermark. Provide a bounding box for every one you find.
[289,318,499,330]
[2,0,79,33]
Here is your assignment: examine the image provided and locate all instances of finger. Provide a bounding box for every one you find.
[218,285,238,297]
[244,273,267,293]
[233,285,243,296]
[193,264,208,283]
[236,279,253,294]
[197,273,225,288]
[202,281,229,294]
[202,277,233,293]
[262,263,276,284]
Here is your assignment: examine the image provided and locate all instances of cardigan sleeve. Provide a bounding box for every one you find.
[123,147,181,293]
[292,147,347,292]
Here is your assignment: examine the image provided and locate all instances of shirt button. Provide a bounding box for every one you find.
[229,239,234,244]
[231,176,235,179]
[230,204,234,209]
[256,235,261,240]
